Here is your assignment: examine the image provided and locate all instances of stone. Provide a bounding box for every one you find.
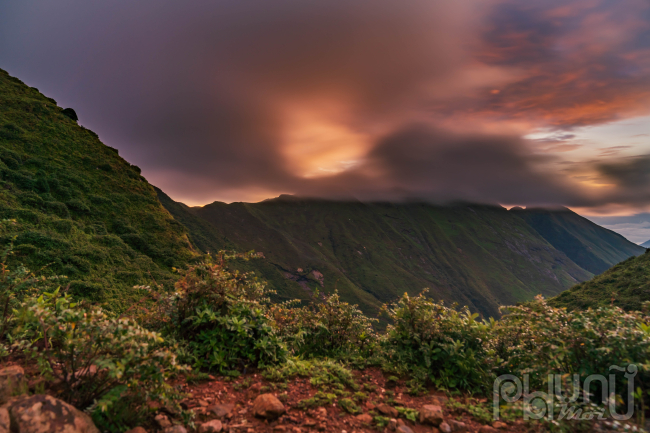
[252,394,285,420]
[208,403,235,419]
[478,426,498,433]
[419,404,444,426]
[388,418,398,431]
[199,420,223,433]
[448,420,467,432]
[5,394,99,433]
[273,426,286,432]
[439,421,452,433]
[162,427,187,433]
[376,403,398,418]
[0,407,9,433]
[0,366,26,404]
[355,413,373,424]
[155,413,172,429]
[492,421,507,429]
[124,428,147,433]
[396,426,414,433]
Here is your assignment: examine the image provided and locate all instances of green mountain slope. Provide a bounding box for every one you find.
[510,207,645,274]
[0,68,195,311]
[159,193,596,318]
[551,249,650,310]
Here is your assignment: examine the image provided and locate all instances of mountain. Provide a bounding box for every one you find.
[159,193,603,318]
[0,68,195,311]
[510,207,645,274]
[551,249,650,311]
[642,239,650,248]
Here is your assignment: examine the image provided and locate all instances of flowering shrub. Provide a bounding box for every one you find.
[381,290,498,393]
[13,288,185,410]
[171,253,287,372]
[494,296,650,402]
[268,290,378,360]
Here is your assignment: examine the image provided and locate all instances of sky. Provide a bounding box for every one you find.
[1,0,650,242]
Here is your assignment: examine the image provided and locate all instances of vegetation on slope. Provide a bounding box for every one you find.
[511,206,645,274]
[0,68,195,311]
[159,193,597,318]
[551,249,650,311]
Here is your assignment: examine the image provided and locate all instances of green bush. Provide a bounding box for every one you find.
[381,290,497,393]
[12,288,186,411]
[163,253,287,373]
[269,290,378,360]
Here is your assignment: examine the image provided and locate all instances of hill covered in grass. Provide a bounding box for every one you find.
[551,249,650,310]
[510,206,645,274]
[0,68,195,311]
[159,192,610,318]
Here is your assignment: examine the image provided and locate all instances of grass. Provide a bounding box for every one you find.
[0,68,196,312]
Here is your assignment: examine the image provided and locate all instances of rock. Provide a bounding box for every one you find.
[252,394,285,420]
[199,420,223,433]
[355,413,373,424]
[492,421,507,429]
[273,426,286,432]
[448,420,467,432]
[419,404,444,426]
[162,427,187,433]
[155,413,172,429]
[5,394,99,433]
[388,418,398,431]
[396,426,414,433]
[207,403,235,419]
[439,421,452,433]
[124,428,147,433]
[0,366,26,404]
[376,403,399,418]
[478,426,498,433]
[0,407,9,433]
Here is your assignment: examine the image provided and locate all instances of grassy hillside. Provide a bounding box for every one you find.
[551,249,650,310]
[0,68,195,311]
[511,207,645,274]
[159,193,597,318]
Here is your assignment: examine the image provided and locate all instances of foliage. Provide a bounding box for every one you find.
[493,296,650,404]
[552,249,650,311]
[0,68,195,313]
[268,289,378,360]
[263,358,358,391]
[167,253,287,373]
[12,288,186,411]
[381,290,497,393]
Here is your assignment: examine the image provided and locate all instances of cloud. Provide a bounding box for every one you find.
[598,145,632,156]
[1,0,649,209]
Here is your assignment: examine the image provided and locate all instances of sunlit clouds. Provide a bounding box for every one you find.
[1,0,649,213]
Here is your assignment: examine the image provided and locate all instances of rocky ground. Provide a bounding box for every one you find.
[0,362,643,433]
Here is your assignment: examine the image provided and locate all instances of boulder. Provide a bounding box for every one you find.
[355,413,373,424]
[376,403,399,418]
[419,404,444,426]
[448,420,467,432]
[252,394,285,420]
[198,420,223,433]
[162,427,187,433]
[0,366,26,404]
[4,394,99,433]
[207,403,234,419]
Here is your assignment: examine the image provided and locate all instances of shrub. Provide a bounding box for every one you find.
[164,253,287,373]
[12,288,185,410]
[268,290,378,360]
[381,290,497,393]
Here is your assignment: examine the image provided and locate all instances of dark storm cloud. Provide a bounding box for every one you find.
[596,155,650,205]
[293,125,591,206]
[1,0,649,207]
